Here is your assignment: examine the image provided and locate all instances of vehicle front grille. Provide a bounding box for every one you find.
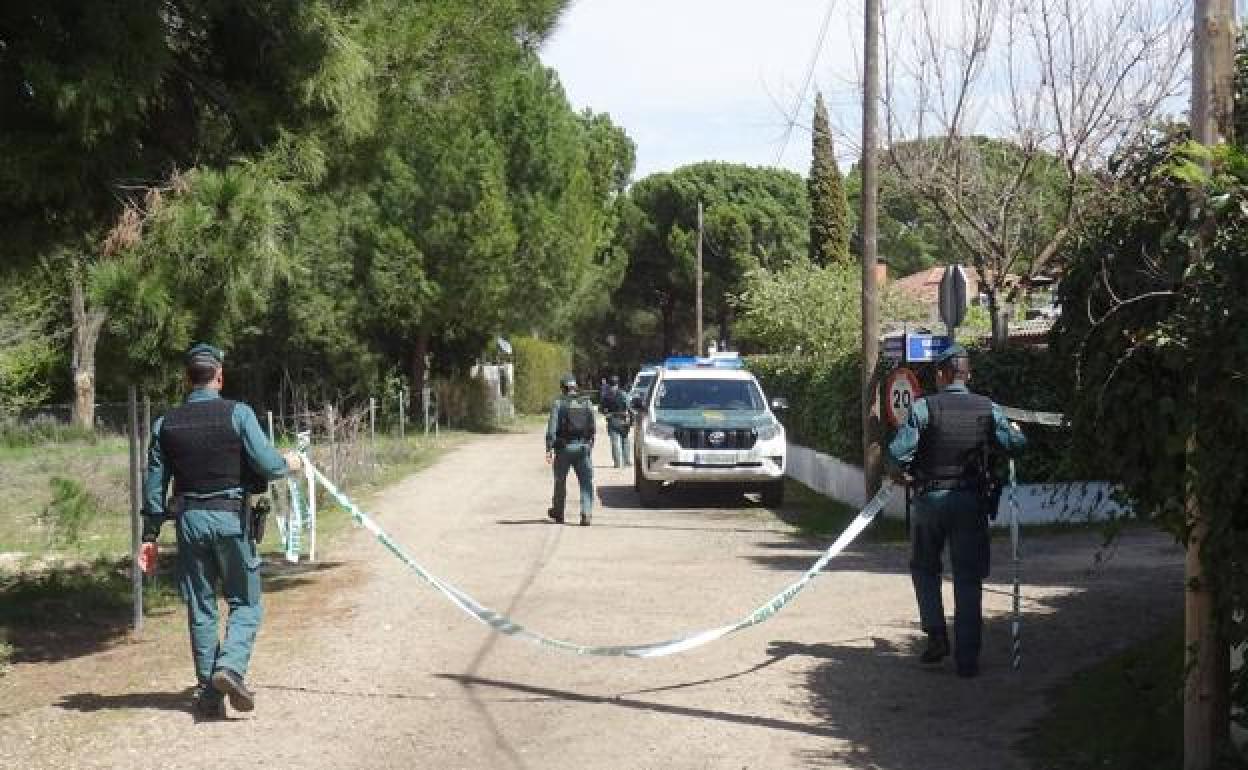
[674,428,757,450]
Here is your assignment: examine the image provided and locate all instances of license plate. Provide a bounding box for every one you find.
[695,452,735,466]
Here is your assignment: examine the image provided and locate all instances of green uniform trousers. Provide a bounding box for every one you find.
[551,443,595,516]
[606,416,631,468]
[909,489,991,669]
[176,508,263,689]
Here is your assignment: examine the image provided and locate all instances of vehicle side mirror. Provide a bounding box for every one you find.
[630,395,643,410]
[770,397,789,412]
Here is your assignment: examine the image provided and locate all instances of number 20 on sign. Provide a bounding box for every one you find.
[884,367,923,429]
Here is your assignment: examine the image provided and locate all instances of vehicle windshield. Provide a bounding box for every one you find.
[632,373,655,393]
[655,378,765,411]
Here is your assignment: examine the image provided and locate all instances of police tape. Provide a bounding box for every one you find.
[1007,460,1023,671]
[1000,406,1065,427]
[299,457,894,658]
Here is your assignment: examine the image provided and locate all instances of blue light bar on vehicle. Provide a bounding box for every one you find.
[663,352,745,370]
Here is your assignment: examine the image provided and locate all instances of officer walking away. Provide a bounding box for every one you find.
[139,343,302,718]
[599,374,632,468]
[546,373,596,526]
[886,345,1026,678]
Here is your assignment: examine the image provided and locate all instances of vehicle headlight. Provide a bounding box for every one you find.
[646,421,676,441]
[756,421,783,442]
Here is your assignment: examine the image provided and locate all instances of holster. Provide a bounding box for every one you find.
[245,495,271,543]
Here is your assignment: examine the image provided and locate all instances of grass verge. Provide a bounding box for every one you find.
[1019,622,1247,770]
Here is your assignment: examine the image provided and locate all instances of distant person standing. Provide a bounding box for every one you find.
[546,373,596,526]
[140,343,301,718]
[887,345,1026,678]
[599,374,632,468]
[598,377,610,405]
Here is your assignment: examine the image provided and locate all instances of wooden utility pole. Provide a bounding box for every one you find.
[1186,2,1235,767]
[860,0,883,499]
[696,201,704,355]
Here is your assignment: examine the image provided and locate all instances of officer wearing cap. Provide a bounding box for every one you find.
[887,344,1026,678]
[600,374,632,469]
[545,373,596,526]
[141,343,301,718]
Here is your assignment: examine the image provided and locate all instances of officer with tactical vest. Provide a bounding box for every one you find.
[140,343,301,718]
[599,374,632,468]
[546,373,597,526]
[887,344,1026,678]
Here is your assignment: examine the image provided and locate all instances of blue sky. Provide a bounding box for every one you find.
[540,0,864,180]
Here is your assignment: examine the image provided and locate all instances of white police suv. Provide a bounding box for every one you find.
[631,353,788,507]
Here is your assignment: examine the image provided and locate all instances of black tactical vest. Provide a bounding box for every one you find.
[557,397,595,441]
[914,391,994,481]
[159,398,243,494]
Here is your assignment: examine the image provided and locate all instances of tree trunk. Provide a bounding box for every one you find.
[987,289,1010,349]
[70,266,107,431]
[410,330,430,420]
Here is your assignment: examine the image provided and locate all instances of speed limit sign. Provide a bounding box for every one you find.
[884,367,923,428]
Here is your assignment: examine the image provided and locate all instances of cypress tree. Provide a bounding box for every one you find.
[808,92,851,264]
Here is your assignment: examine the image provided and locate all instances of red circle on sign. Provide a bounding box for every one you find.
[884,367,923,428]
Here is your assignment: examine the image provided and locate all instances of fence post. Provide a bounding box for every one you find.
[127,386,144,633]
[369,397,376,445]
[398,388,406,439]
[326,402,338,484]
[267,410,276,443]
[141,394,151,471]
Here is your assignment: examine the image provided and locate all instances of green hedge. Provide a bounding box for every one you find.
[749,352,863,463]
[513,336,572,414]
[750,345,1074,483]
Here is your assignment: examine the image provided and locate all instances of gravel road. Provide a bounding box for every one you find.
[0,423,1183,769]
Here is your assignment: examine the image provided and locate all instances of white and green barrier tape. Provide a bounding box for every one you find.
[1000,406,1065,427]
[288,454,894,658]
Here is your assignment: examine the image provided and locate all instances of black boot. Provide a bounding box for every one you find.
[579,513,591,526]
[211,668,255,712]
[547,507,564,524]
[919,632,950,664]
[192,686,226,720]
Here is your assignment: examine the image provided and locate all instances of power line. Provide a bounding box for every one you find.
[773,0,839,165]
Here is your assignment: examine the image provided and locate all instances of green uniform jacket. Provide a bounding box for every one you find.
[143,388,290,521]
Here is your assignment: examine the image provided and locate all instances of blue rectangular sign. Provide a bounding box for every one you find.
[905,333,953,363]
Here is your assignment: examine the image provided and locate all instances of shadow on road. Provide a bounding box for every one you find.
[596,482,770,510]
[55,686,197,715]
[438,673,841,739]
[775,539,1184,769]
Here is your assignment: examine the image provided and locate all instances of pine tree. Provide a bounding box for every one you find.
[808,92,851,265]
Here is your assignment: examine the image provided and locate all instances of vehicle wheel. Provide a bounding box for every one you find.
[635,463,661,508]
[760,480,785,507]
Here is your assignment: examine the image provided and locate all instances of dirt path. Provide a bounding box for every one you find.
[0,424,1183,769]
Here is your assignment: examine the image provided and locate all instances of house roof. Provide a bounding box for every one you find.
[890,265,985,304]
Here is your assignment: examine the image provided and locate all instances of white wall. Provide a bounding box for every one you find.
[786,443,1128,526]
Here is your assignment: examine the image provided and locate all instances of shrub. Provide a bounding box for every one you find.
[40,477,105,547]
[512,336,571,414]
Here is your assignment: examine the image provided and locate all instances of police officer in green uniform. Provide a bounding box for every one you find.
[546,373,596,526]
[141,344,300,718]
[600,374,632,468]
[887,345,1026,678]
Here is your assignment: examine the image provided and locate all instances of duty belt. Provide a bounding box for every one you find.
[918,478,976,493]
[178,496,243,513]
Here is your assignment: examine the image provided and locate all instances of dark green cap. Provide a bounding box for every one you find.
[935,343,968,364]
[559,373,577,388]
[185,342,225,366]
